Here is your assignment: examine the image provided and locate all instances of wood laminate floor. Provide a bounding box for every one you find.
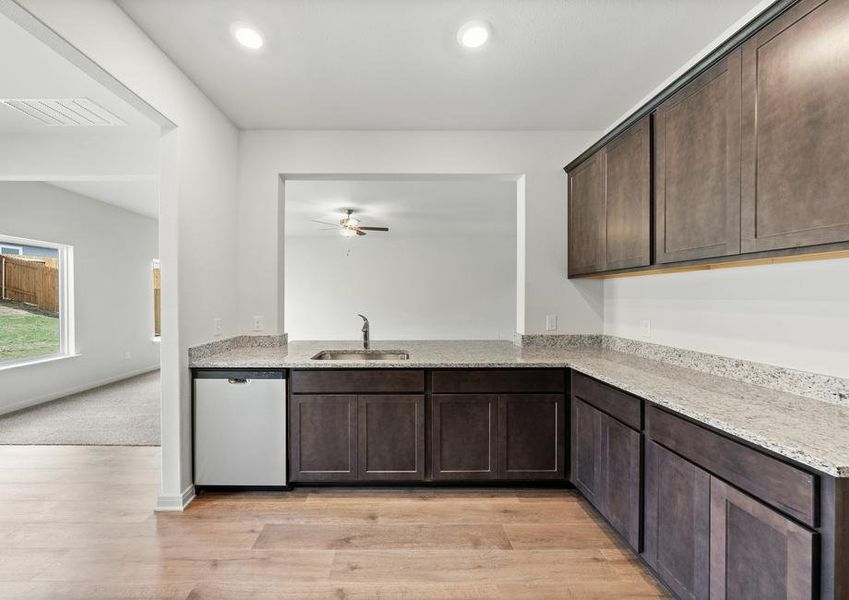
[0,445,669,599]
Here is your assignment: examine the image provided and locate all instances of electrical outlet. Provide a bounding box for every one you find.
[253,315,264,332]
[640,319,651,339]
[213,317,222,336]
[545,315,558,331]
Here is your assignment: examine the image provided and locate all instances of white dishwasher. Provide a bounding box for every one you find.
[193,370,287,487]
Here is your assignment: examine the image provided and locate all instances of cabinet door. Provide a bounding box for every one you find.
[432,394,497,480]
[655,50,742,263]
[290,395,357,482]
[498,394,565,480]
[358,395,425,481]
[741,0,849,252]
[710,477,815,600]
[568,151,606,276]
[601,414,641,550]
[604,116,651,271]
[571,398,604,506]
[644,441,710,600]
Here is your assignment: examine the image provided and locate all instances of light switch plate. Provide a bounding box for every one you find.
[640,319,651,338]
[545,315,558,331]
[213,317,222,336]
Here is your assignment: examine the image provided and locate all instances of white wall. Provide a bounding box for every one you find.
[237,130,604,338]
[604,258,849,378]
[286,235,516,340]
[11,0,241,509]
[0,182,159,413]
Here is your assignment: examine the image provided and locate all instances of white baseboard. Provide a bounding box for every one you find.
[156,484,195,512]
[0,365,160,417]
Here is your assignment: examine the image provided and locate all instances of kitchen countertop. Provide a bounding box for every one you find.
[191,340,849,477]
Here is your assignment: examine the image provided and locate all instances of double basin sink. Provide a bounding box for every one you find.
[311,349,410,361]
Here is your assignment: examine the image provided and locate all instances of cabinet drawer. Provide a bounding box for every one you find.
[646,405,817,526]
[431,369,565,394]
[572,372,641,430]
[291,370,424,394]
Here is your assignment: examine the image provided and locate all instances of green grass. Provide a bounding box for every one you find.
[0,301,60,361]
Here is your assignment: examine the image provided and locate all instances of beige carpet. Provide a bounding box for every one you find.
[0,371,160,446]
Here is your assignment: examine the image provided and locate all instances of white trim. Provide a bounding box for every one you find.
[0,351,80,372]
[156,484,195,512]
[0,365,159,416]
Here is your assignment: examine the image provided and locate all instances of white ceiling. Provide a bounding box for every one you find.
[48,180,159,220]
[285,178,516,237]
[0,12,157,134]
[117,0,765,130]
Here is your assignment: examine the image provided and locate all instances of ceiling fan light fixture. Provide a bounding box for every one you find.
[340,227,357,238]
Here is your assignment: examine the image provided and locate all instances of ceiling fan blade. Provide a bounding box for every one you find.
[358,226,389,232]
[356,229,367,236]
[310,219,339,226]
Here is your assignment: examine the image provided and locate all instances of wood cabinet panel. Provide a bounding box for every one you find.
[655,49,742,263]
[290,395,358,482]
[568,151,607,276]
[358,395,424,481]
[710,477,816,600]
[602,415,641,550]
[431,394,497,480]
[604,116,652,270]
[291,369,424,394]
[431,369,565,394]
[571,398,604,506]
[644,441,710,600]
[741,0,849,252]
[647,405,817,526]
[567,118,651,277]
[498,394,565,480]
[571,372,641,430]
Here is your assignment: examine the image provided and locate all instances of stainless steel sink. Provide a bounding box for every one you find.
[311,350,410,361]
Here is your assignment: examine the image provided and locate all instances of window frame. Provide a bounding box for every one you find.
[0,233,76,370]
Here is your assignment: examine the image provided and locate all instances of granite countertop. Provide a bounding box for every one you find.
[190,340,849,477]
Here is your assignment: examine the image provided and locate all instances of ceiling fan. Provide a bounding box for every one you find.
[311,209,390,237]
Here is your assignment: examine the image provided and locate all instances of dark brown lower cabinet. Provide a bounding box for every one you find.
[431,394,497,480]
[710,477,816,600]
[432,393,565,481]
[571,397,604,506]
[570,397,641,549]
[290,394,358,482]
[644,440,710,600]
[358,395,425,481]
[601,414,641,549]
[499,394,565,480]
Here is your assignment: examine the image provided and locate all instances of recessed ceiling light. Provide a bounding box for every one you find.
[457,21,490,49]
[231,23,264,50]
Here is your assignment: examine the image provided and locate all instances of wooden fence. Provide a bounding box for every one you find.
[153,265,161,336]
[0,255,59,314]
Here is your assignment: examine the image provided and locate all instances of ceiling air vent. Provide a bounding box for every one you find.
[0,97,126,127]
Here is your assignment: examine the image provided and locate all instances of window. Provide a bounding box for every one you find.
[0,234,74,367]
[152,259,161,339]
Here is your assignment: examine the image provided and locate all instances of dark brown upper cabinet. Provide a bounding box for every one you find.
[567,117,651,276]
[654,49,742,264]
[567,151,606,275]
[604,117,652,271]
[741,0,849,253]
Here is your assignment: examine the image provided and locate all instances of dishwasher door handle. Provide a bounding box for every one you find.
[227,378,249,384]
